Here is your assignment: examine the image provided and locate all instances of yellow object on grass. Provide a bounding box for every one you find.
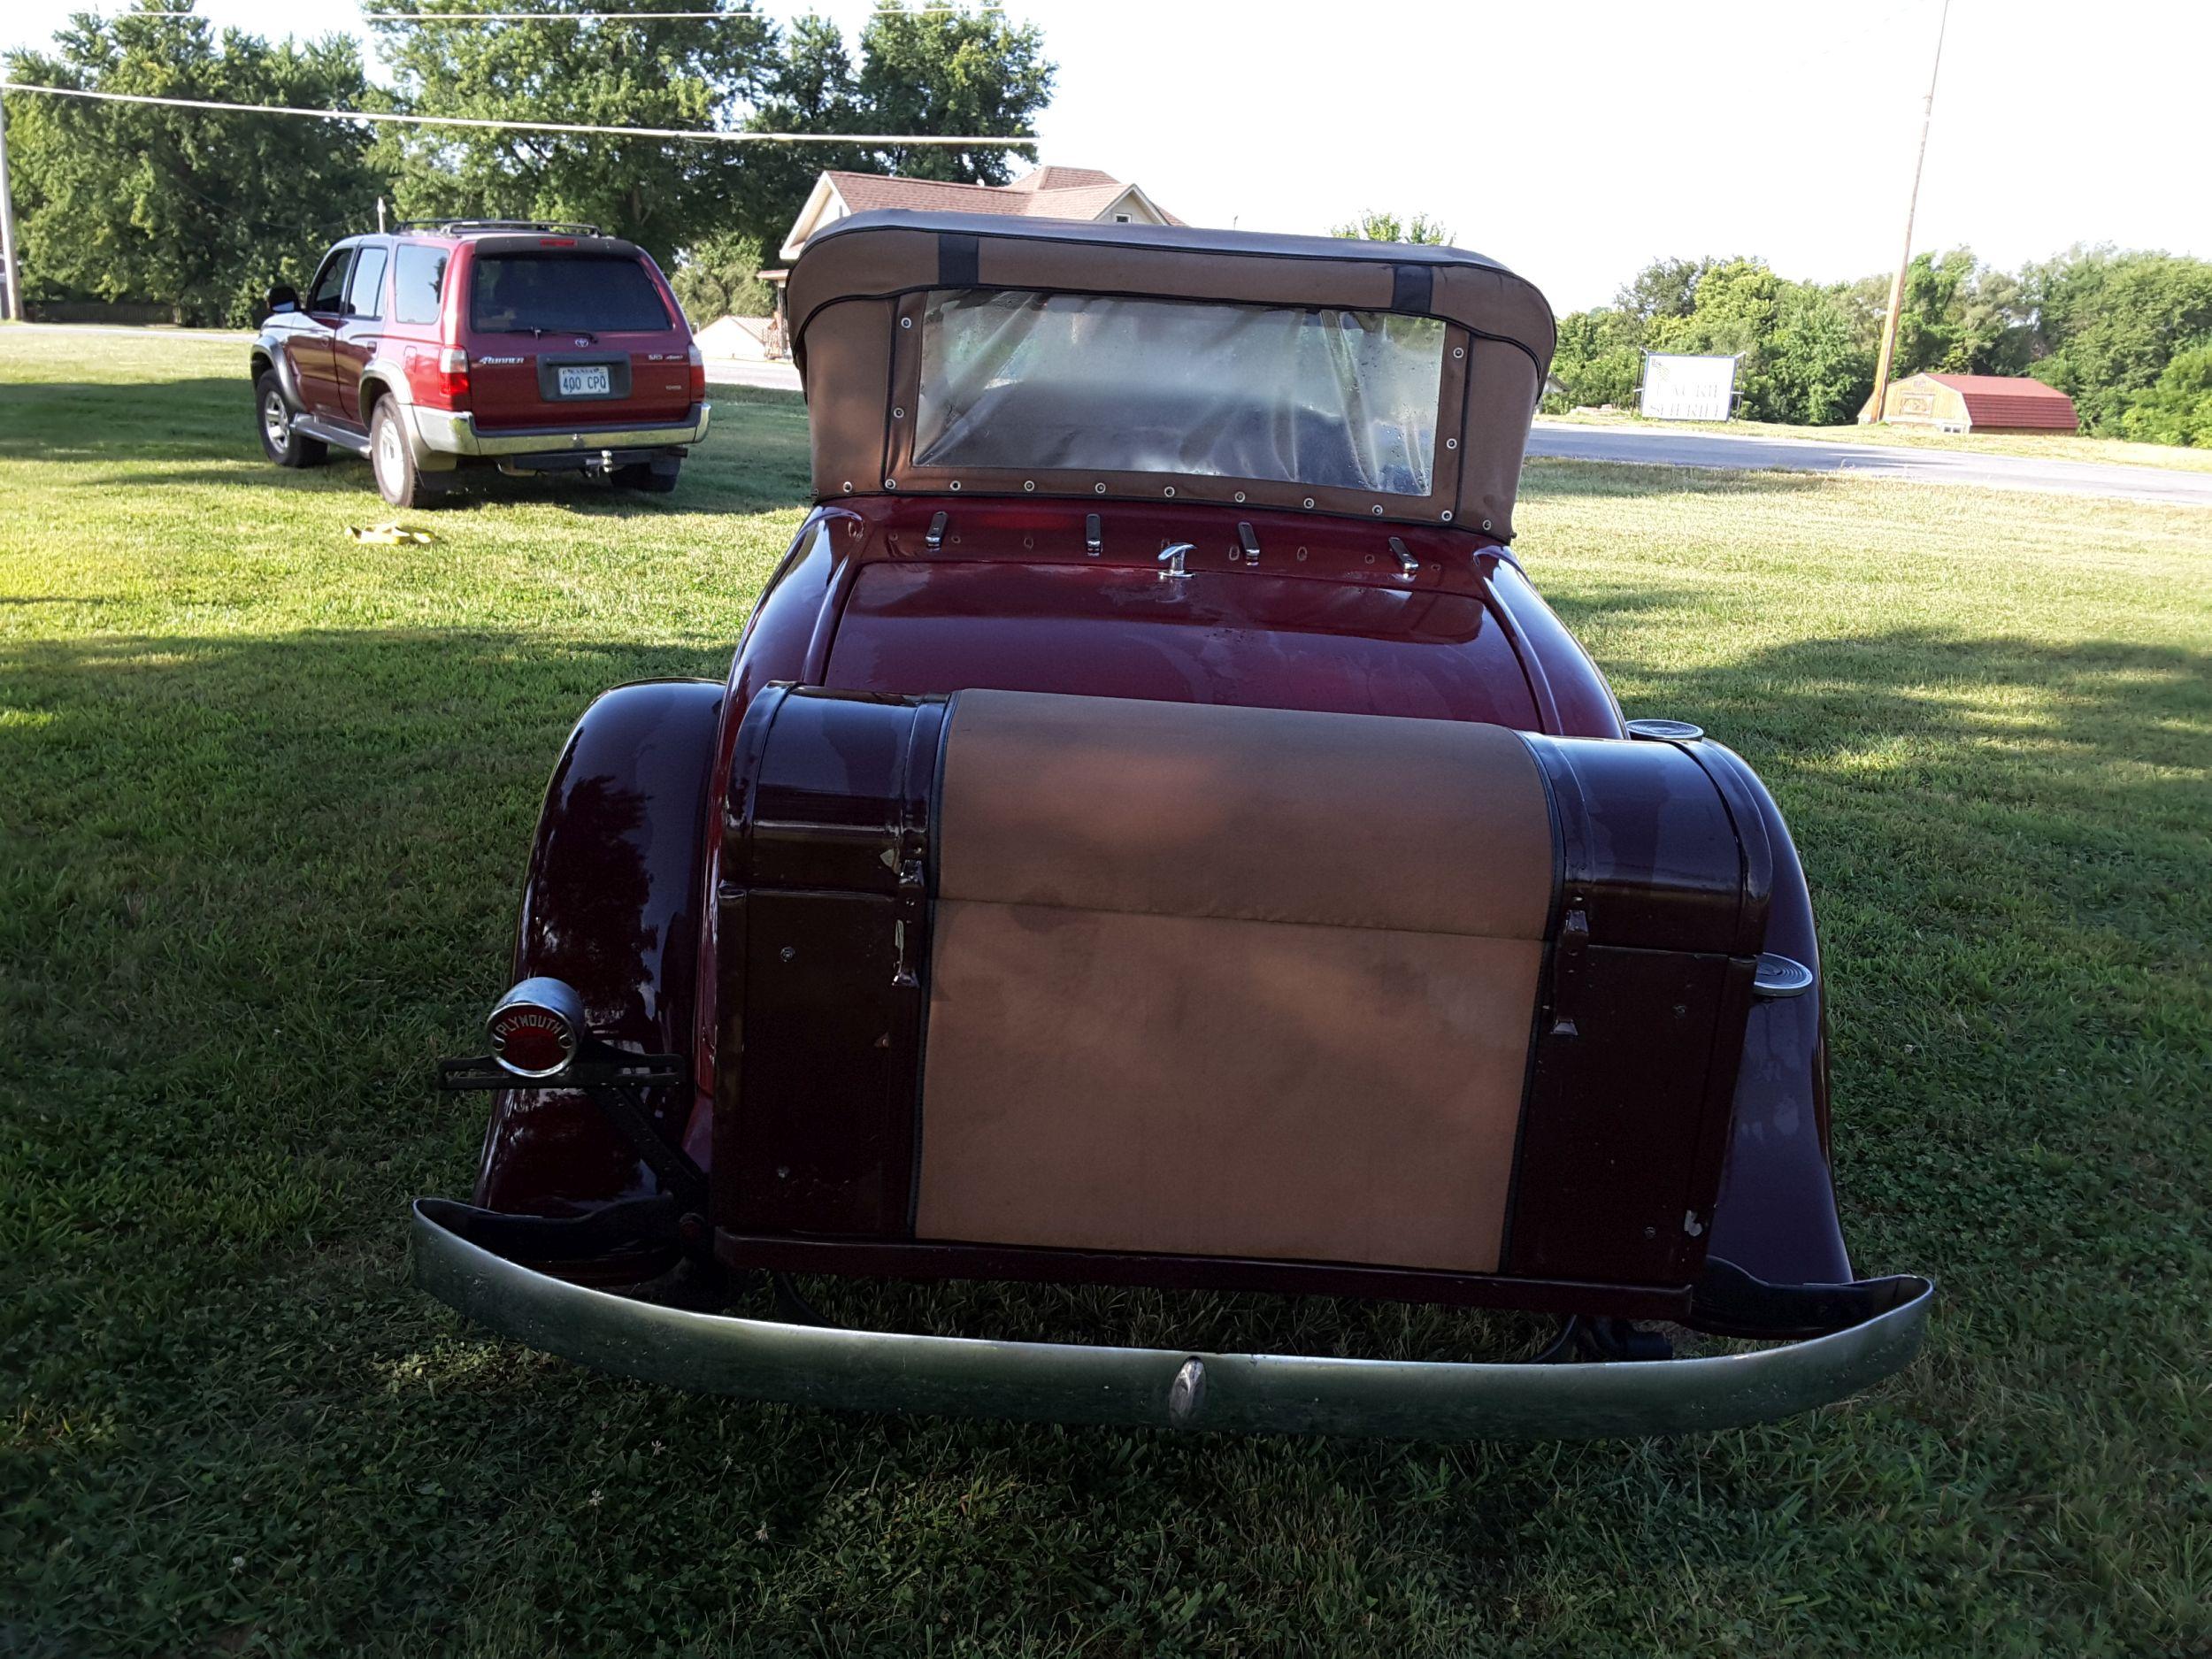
[345,523,436,545]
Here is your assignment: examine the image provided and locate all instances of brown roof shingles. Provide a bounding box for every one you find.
[1924,373,2078,431]
[821,167,1182,227]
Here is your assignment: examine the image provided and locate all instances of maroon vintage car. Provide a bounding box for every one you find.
[413,212,1930,1439]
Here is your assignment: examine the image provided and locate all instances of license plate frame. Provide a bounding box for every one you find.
[557,365,612,398]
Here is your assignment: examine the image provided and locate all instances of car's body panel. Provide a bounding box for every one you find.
[419,218,1923,1437]
[472,679,722,1231]
[250,224,704,499]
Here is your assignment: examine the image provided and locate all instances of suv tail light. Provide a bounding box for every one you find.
[687,341,707,404]
[406,346,471,411]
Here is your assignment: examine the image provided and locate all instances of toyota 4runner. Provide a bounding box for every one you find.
[250,219,710,507]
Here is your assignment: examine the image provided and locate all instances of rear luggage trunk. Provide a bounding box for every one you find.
[712,687,1773,1314]
[461,243,693,431]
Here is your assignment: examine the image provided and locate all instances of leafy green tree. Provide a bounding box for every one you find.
[1547,305,1644,410]
[1647,259,1784,417]
[368,0,780,260]
[1330,211,1453,245]
[670,230,772,319]
[1861,248,2032,379]
[371,2,1050,266]
[2116,342,2212,448]
[849,4,1053,186]
[2019,246,2212,431]
[1766,282,1876,426]
[3,3,380,326]
[1613,256,1726,324]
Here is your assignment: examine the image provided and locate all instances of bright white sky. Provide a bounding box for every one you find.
[4,0,2205,311]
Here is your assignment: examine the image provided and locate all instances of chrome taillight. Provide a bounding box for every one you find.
[485,976,588,1079]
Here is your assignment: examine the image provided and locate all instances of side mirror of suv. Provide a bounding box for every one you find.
[266,284,300,316]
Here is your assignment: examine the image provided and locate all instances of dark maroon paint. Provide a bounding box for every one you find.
[474,493,1851,1302]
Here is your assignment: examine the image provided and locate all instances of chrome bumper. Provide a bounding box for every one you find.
[411,1200,1931,1440]
[409,402,711,460]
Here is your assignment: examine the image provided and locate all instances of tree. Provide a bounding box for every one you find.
[1547,306,1643,410]
[2018,246,2212,431]
[1613,256,1726,324]
[2116,342,2212,449]
[849,4,1052,186]
[370,1,1051,266]
[1863,248,2032,380]
[368,0,781,260]
[670,230,772,319]
[1765,282,1876,426]
[3,3,380,326]
[1331,211,1453,245]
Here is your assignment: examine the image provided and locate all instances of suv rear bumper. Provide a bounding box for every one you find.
[408,403,711,465]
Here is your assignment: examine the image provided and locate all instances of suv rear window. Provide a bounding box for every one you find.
[469,254,672,334]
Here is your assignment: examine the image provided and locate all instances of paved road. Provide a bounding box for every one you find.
[706,358,803,394]
[708,363,2212,508]
[1525,420,2212,507]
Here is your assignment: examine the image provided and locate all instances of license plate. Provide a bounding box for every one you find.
[557,365,611,397]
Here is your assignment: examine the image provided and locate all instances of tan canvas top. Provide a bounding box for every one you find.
[787,211,1556,539]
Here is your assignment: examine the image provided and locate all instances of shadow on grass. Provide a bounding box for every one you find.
[7,620,2210,1655]
[1608,626,2211,816]
[0,377,250,462]
[1,375,817,517]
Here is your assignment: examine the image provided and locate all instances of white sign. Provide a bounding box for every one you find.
[1640,353,1738,422]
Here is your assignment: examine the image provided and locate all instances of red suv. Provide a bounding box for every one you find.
[250,220,710,507]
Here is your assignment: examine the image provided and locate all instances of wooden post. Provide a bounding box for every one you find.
[1864,0,1951,423]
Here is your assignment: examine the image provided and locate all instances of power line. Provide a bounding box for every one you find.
[113,9,762,17]
[0,81,1037,146]
[78,5,1004,19]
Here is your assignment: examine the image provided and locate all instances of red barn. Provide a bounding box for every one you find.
[1866,373,2080,434]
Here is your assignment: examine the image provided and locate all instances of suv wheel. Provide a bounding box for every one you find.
[256,371,326,468]
[370,400,445,510]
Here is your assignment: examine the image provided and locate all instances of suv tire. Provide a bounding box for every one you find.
[370,399,446,510]
[615,460,681,494]
[256,371,326,469]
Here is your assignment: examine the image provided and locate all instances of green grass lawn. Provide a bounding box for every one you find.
[1541,405,2212,472]
[4,330,2209,1656]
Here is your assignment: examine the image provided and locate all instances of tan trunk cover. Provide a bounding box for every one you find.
[918,691,1555,1273]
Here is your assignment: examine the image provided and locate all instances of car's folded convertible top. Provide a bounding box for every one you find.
[785,211,1558,538]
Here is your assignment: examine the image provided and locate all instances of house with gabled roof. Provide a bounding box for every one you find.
[755,165,1183,355]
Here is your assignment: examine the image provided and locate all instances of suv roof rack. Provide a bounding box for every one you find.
[397,219,609,238]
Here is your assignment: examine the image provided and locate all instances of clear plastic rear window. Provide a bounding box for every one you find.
[913,290,1446,496]
[469,254,672,334]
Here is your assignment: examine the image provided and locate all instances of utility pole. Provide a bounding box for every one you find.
[0,88,21,323]
[1863,0,1952,422]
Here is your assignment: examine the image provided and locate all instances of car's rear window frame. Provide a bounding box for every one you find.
[467,252,675,335]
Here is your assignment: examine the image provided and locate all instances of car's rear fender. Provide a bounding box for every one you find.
[471,679,725,1215]
[357,366,465,472]
[1701,751,1855,1287]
